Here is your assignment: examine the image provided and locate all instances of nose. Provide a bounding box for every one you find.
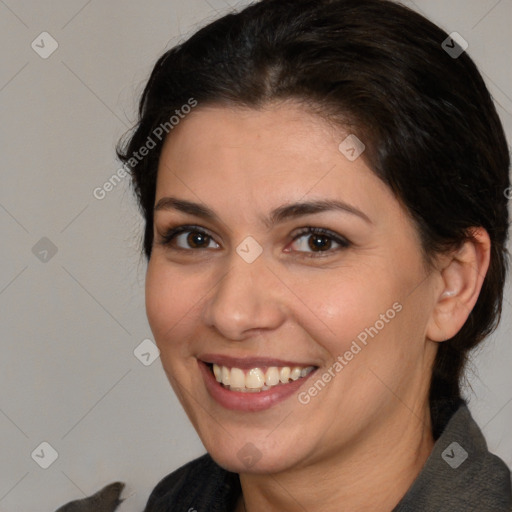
[201,249,287,341]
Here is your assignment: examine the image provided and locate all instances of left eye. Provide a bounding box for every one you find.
[158,225,350,257]
[288,227,350,257]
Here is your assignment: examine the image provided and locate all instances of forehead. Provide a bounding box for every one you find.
[154,102,397,225]
[159,103,355,180]
[160,102,338,162]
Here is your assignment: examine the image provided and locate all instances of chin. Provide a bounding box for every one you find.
[208,447,298,475]
[200,427,310,475]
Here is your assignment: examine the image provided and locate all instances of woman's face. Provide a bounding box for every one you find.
[146,102,440,474]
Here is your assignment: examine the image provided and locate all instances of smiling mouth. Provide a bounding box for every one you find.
[206,363,317,393]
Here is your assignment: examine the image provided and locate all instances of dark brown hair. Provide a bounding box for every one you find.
[117,0,510,409]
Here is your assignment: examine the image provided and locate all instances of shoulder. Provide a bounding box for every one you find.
[143,453,241,512]
[395,399,512,511]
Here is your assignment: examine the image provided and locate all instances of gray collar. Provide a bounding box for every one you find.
[392,400,511,511]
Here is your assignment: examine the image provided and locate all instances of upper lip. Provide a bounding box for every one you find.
[199,353,318,369]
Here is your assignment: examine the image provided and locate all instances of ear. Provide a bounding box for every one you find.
[426,227,491,343]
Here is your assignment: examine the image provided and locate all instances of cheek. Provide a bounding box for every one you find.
[145,260,196,345]
[145,261,203,394]
[297,268,400,356]
[145,263,168,338]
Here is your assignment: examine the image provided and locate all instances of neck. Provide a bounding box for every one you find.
[236,403,434,512]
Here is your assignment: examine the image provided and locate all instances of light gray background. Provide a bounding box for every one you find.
[0,0,511,511]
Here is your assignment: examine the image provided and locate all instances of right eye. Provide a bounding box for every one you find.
[157,225,220,251]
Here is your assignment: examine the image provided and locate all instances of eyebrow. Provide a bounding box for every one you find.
[154,196,372,227]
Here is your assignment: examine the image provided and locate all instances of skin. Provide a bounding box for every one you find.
[145,101,490,512]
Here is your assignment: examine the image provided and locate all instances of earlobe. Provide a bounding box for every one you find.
[426,228,491,343]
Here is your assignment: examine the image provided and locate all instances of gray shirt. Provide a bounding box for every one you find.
[143,399,512,511]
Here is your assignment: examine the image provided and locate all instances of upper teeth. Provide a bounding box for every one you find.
[212,363,315,392]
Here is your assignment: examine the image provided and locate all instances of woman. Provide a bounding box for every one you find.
[117,0,511,510]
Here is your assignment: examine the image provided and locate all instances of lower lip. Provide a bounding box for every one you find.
[198,360,317,412]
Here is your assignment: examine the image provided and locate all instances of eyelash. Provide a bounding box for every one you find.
[157,224,351,258]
